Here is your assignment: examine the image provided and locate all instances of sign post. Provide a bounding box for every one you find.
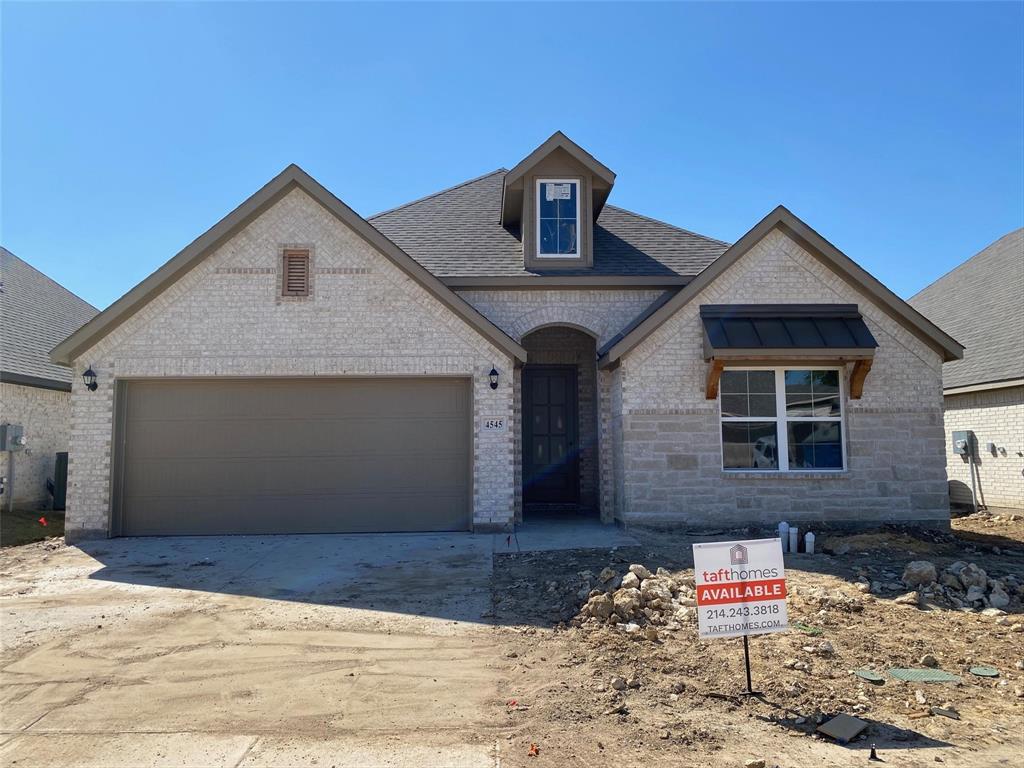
[693,538,788,696]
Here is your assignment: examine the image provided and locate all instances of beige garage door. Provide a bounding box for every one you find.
[114,378,471,536]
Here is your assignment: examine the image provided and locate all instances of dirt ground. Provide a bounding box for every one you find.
[489,514,1024,768]
[0,534,504,767]
[0,516,1021,767]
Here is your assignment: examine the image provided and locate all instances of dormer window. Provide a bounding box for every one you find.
[537,179,579,257]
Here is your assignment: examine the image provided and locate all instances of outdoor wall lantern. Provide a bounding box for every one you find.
[82,366,98,392]
[488,367,499,390]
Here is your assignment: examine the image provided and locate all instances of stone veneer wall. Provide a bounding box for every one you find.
[942,385,1023,510]
[0,383,70,509]
[613,228,951,528]
[64,188,516,541]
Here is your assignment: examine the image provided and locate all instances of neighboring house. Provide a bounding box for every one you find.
[0,248,98,511]
[909,229,1024,511]
[50,133,963,542]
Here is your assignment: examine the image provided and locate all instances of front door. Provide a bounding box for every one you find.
[522,366,579,504]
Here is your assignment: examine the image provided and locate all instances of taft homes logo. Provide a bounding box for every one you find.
[729,544,748,566]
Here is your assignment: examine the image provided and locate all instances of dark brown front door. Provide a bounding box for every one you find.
[522,366,579,504]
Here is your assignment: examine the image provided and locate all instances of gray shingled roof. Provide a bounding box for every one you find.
[908,228,1024,390]
[369,169,729,277]
[1,248,98,388]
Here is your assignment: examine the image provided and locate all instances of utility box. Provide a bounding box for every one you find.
[0,423,26,452]
[51,452,69,511]
[952,430,974,456]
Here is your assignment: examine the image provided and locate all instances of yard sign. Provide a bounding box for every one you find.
[693,538,788,640]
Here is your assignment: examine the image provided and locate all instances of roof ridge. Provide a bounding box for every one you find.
[368,168,508,221]
[909,227,1024,302]
[601,205,731,247]
[0,246,99,311]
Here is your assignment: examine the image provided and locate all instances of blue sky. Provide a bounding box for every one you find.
[2,2,1021,309]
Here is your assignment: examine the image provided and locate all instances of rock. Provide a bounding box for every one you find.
[981,607,1007,617]
[894,591,920,606]
[628,564,653,580]
[659,729,670,739]
[939,571,962,590]
[920,653,938,668]
[989,585,1011,610]
[1010,623,1023,633]
[640,578,674,605]
[793,661,809,671]
[621,622,641,634]
[610,676,627,691]
[643,626,660,642]
[586,593,615,620]
[627,676,641,689]
[856,582,871,593]
[902,561,937,588]
[957,563,988,590]
[914,690,928,705]
[784,658,799,669]
[612,588,642,620]
[817,640,835,655]
[964,585,987,603]
[744,760,766,768]
[671,681,686,694]
[598,567,617,583]
[620,572,641,590]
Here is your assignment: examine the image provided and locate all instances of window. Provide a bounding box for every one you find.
[536,179,579,257]
[720,368,845,471]
[282,249,310,296]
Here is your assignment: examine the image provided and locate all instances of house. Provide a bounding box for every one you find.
[1,248,98,511]
[50,133,963,542]
[909,229,1024,511]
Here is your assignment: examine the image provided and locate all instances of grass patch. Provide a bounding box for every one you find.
[1,509,64,547]
[793,622,824,636]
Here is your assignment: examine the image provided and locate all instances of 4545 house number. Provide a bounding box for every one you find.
[483,418,507,432]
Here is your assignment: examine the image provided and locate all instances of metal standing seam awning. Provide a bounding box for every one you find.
[700,304,879,400]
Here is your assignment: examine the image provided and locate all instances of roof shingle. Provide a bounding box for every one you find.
[369,169,728,278]
[908,228,1024,389]
[1,248,98,387]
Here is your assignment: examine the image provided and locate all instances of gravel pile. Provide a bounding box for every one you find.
[573,563,698,639]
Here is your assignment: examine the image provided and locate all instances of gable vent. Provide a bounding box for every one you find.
[282,249,310,296]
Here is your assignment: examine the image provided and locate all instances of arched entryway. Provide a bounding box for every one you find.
[519,326,599,518]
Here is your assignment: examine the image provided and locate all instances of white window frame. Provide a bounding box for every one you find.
[535,178,581,258]
[719,366,847,473]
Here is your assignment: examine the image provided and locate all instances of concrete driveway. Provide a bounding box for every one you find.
[0,534,503,767]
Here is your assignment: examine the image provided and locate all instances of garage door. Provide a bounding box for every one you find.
[114,378,471,536]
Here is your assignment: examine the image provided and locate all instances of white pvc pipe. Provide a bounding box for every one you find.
[789,526,799,554]
[778,521,790,552]
[804,531,815,555]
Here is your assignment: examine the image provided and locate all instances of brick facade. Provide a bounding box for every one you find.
[612,228,950,528]
[63,194,953,539]
[64,188,516,541]
[457,288,663,522]
[0,383,70,509]
[942,385,1024,510]
[455,289,665,348]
